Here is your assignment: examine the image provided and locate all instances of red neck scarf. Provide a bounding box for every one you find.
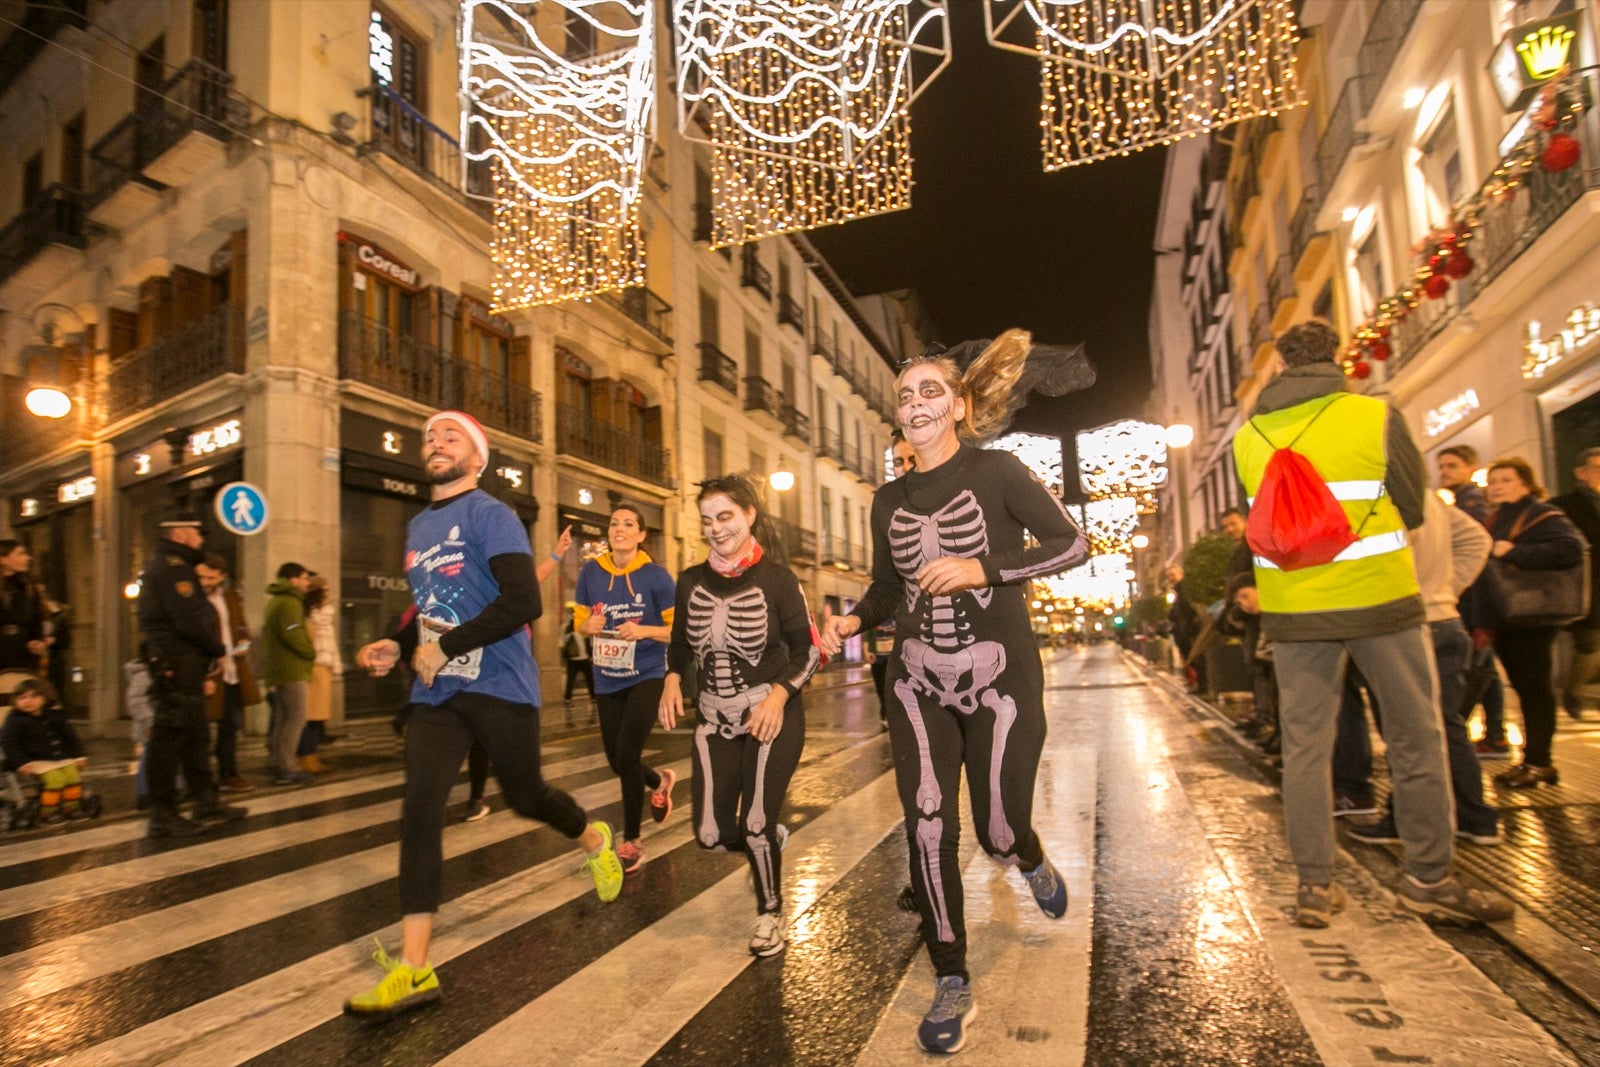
[709,539,763,577]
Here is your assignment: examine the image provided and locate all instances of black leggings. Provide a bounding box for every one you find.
[888,666,1046,980]
[597,678,665,841]
[691,693,804,915]
[1496,627,1559,767]
[467,741,489,802]
[400,697,588,914]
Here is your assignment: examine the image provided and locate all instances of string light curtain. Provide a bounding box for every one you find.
[461,1,655,310]
[675,0,951,247]
[987,431,1064,494]
[1075,418,1168,514]
[985,0,1301,170]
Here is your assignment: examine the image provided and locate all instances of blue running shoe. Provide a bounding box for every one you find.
[1023,856,1068,919]
[917,975,976,1054]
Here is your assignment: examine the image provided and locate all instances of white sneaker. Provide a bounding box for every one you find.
[749,910,786,957]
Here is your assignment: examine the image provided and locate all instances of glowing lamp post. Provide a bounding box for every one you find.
[1164,423,1194,553]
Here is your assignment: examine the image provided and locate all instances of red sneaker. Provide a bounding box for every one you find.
[650,768,676,824]
[616,839,644,873]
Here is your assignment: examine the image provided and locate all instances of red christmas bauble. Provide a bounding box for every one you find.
[1427,253,1444,270]
[1542,133,1581,173]
[1370,341,1392,362]
[1351,361,1372,380]
[1444,251,1474,279]
[1423,274,1451,299]
[1376,326,1391,339]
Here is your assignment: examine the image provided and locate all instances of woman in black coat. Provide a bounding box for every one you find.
[1483,458,1588,788]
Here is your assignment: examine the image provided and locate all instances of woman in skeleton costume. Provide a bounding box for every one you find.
[822,330,1092,1056]
[659,475,820,957]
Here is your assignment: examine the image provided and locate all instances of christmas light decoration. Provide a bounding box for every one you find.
[988,431,1064,494]
[675,0,951,247]
[984,0,1302,170]
[1075,418,1168,513]
[1036,552,1135,611]
[461,1,655,310]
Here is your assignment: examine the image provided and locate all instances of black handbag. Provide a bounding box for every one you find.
[1480,511,1591,628]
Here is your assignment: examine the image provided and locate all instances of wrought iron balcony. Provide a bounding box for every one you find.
[0,185,85,287]
[744,375,782,418]
[740,247,772,299]
[818,429,846,465]
[1390,69,1600,372]
[1266,253,1295,314]
[779,401,811,443]
[778,291,804,332]
[556,403,670,486]
[811,334,836,365]
[338,311,541,441]
[1315,78,1368,203]
[1290,185,1325,267]
[362,82,491,213]
[597,285,673,345]
[108,304,243,420]
[1356,0,1425,117]
[697,342,738,394]
[779,526,817,563]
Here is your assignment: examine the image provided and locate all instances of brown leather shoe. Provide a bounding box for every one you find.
[1496,763,1559,789]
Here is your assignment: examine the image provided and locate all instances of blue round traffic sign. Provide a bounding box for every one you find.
[215,481,269,536]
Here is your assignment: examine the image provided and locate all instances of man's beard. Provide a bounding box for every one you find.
[425,457,473,485]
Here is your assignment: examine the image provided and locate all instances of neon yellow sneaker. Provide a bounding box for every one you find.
[343,940,441,1017]
[585,820,624,903]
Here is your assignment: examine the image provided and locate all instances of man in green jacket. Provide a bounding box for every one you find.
[262,562,316,785]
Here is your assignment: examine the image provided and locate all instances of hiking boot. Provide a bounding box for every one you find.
[147,808,207,839]
[1292,883,1347,929]
[343,940,441,1017]
[1021,856,1068,918]
[917,975,976,1054]
[1344,818,1401,845]
[650,767,676,824]
[616,839,644,874]
[584,821,624,902]
[1396,874,1513,924]
[464,798,490,822]
[749,910,786,957]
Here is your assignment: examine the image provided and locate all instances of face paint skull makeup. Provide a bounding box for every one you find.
[897,364,963,452]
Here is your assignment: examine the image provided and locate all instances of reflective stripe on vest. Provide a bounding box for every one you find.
[1252,529,1408,570]
[1248,480,1384,507]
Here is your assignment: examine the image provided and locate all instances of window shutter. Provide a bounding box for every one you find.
[108,308,138,361]
[137,276,173,348]
[172,266,210,329]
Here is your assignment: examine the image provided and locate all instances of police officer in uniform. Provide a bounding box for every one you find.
[137,511,247,838]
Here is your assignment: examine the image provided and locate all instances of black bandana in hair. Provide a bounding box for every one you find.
[916,336,1098,441]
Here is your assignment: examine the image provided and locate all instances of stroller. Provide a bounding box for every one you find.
[0,671,103,831]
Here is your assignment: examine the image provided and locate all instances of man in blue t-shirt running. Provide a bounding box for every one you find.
[346,410,623,1019]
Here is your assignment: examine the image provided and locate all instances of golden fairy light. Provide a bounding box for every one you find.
[460,1,655,310]
[1075,418,1168,513]
[675,0,951,247]
[985,0,1302,170]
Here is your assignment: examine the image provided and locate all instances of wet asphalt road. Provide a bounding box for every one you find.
[3,645,1596,1065]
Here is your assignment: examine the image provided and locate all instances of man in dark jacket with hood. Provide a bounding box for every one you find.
[136,512,247,837]
[1232,322,1510,929]
[261,563,316,785]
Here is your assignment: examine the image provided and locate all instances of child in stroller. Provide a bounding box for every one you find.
[0,677,101,828]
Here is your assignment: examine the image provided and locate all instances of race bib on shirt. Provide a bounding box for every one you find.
[590,633,637,671]
[418,602,483,681]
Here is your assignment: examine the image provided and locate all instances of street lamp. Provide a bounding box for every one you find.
[768,470,795,493]
[1164,423,1194,553]
[21,303,89,420]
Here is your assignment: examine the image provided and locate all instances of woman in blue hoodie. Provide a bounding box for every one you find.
[575,504,678,872]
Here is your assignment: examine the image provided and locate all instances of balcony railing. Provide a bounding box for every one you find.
[778,291,804,332]
[1316,78,1368,201]
[1290,185,1324,266]
[556,403,670,486]
[86,61,239,209]
[818,429,846,464]
[0,185,85,286]
[779,401,811,443]
[1356,0,1425,118]
[697,342,738,394]
[820,534,868,571]
[740,247,772,299]
[779,526,817,563]
[811,334,837,365]
[86,112,163,208]
[1391,68,1600,372]
[338,311,541,440]
[597,285,673,345]
[363,82,490,212]
[108,304,243,419]
[744,375,782,418]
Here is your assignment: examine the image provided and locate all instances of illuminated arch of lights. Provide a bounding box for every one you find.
[1036,552,1135,611]
[987,431,1063,495]
[1069,498,1140,556]
[984,0,1302,170]
[675,0,951,246]
[1075,418,1168,513]
[460,0,655,310]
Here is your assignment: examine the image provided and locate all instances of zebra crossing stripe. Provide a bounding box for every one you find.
[438,769,905,1066]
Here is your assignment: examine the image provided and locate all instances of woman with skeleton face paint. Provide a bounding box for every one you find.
[659,475,820,958]
[821,330,1091,1056]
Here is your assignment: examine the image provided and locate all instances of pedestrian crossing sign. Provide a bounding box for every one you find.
[216,481,268,536]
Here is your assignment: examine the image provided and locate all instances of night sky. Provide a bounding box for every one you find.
[806,2,1167,470]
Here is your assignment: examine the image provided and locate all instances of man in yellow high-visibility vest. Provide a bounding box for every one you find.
[1232,322,1511,928]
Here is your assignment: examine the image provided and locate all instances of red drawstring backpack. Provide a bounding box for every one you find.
[1245,397,1363,571]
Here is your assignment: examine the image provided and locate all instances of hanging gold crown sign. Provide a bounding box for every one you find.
[1516,23,1576,81]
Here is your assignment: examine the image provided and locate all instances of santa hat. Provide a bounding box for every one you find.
[424,410,489,464]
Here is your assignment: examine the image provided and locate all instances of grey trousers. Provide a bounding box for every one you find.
[267,680,309,777]
[1274,626,1453,885]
